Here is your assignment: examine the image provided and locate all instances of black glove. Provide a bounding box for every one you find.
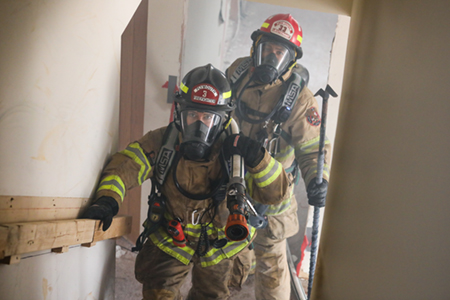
[81,196,119,231]
[223,134,264,168]
[307,179,328,207]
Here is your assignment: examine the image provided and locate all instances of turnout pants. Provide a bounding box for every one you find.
[254,234,290,300]
[135,240,234,300]
[254,196,299,300]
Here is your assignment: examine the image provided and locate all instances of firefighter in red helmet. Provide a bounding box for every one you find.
[81,64,290,300]
[226,14,331,299]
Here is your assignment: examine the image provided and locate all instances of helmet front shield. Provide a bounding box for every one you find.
[255,40,295,72]
[180,109,224,146]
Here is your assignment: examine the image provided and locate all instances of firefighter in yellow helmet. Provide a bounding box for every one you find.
[226,14,332,299]
[81,64,290,300]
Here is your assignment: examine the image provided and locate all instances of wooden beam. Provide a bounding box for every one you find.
[0,215,131,262]
[51,246,69,253]
[0,254,20,265]
[93,214,133,242]
[0,195,90,224]
[81,242,96,248]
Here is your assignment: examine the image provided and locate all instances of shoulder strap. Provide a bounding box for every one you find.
[154,122,179,186]
[277,66,309,145]
[272,71,305,124]
[230,57,252,86]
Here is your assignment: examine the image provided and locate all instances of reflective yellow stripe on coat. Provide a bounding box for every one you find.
[119,142,152,185]
[252,157,283,188]
[150,224,256,267]
[295,136,330,185]
[274,145,295,165]
[265,189,294,216]
[97,175,126,202]
[245,155,293,216]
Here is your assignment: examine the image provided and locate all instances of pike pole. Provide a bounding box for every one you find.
[307,85,337,300]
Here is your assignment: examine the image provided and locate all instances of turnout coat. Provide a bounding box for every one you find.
[94,122,290,266]
[226,57,332,240]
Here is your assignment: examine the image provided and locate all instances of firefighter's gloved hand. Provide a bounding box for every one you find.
[81,196,119,231]
[223,134,264,168]
[307,179,328,207]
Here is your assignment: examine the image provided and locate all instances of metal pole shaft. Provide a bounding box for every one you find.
[307,207,321,299]
[307,89,330,299]
[315,96,328,185]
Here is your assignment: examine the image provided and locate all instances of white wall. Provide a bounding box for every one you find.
[0,0,140,199]
[0,240,115,300]
[181,0,231,77]
[144,0,185,133]
[0,1,141,299]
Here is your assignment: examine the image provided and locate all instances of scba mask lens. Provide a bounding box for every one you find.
[254,41,294,84]
[180,110,223,160]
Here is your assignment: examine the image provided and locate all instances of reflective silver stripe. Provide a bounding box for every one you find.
[200,240,242,265]
[274,146,294,163]
[253,158,282,188]
[97,175,126,202]
[200,226,256,267]
[184,224,215,238]
[119,142,151,185]
[150,227,194,265]
[296,136,330,155]
[217,230,227,240]
[99,178,125,197]
[265,194,293,216]
[305,164,330,186]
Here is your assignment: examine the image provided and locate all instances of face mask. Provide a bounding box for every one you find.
[179,120,214,161]
[254,53,279,84]
[254,41,294,84]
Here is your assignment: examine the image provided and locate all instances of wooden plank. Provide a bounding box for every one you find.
[0,195,90,224]
[81,242,96,248]
[93,215,132,242]
[51,246,69,253]
[0,216,132,261]
[0,254,20,265]
[0,219,96,257]
[0,225,8,259]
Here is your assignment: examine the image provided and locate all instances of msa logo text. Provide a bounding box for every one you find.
[156,148,173,177]
[284,83,299,107]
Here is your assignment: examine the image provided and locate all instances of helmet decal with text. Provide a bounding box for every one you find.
[191,83,220,106]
